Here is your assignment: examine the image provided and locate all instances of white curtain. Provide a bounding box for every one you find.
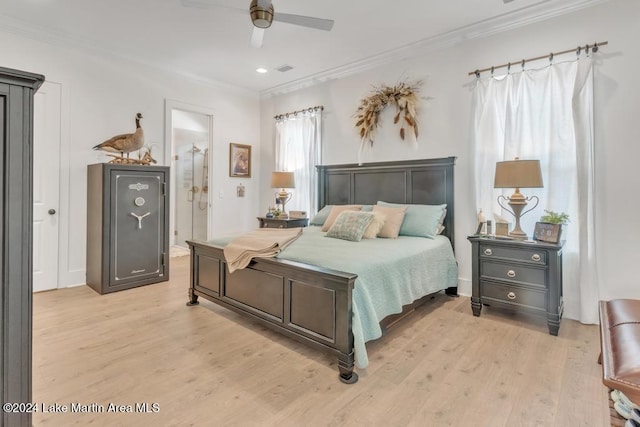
[274,110,322,216]
[471,58,599,323]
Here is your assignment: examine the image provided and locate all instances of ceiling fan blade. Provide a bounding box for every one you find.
[250,27,265,48]
[273,12,334,31]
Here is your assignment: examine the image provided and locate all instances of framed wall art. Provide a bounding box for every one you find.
[533,222,562,243]
[229,143,251,177]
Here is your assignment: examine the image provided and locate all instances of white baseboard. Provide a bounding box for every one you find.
[456,278,471,297]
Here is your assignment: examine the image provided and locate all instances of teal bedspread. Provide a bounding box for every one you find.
[209,226,458,369]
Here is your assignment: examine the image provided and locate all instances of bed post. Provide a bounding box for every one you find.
[338,355,358,384]
[186,243,199,306]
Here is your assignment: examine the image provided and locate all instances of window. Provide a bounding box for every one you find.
[274,109,322,216]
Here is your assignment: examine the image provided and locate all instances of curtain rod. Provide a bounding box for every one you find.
[468,41,608,77]
[274,105,323,120]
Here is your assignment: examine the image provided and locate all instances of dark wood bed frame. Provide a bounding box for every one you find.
[186,157,457,384]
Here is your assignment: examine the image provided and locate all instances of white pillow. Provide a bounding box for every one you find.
[362,211,386,239]
[372,205,407,239]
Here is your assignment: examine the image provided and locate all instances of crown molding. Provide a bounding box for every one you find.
[260,0,608,98]
[0,13,259,99]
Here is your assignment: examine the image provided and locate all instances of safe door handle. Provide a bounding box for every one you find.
[130,212,151,229]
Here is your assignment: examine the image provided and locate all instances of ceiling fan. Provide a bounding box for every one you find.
[181,0,335,48]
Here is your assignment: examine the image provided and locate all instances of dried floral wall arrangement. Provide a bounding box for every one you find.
[354,81,422,150]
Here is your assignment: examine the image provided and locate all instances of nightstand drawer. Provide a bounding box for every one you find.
[481,281,546,311]
[263,222,286,229]
[481,260,546,288]
[480,244,546,265]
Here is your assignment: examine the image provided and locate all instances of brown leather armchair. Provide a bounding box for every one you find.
[599,299,640,406]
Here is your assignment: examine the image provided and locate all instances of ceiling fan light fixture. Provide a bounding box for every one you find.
[250,0,274,28]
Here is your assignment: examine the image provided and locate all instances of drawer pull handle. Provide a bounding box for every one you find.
[507,270,516,278]
[531,254,541,262]
[484,248,493,256]
[507,291,517,300]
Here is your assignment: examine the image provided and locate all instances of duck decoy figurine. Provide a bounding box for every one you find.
[93,113,144,160]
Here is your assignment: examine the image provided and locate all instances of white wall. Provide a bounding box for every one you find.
[260,0,640,321]
[0,29,261,287]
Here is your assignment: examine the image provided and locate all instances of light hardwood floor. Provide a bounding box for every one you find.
[33,255,609,426]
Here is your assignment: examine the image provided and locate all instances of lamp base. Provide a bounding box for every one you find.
[497,191,539,241]
[508,229,528,240]
[276,190,292,219]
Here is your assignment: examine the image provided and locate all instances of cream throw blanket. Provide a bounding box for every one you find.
[223,227,303,273]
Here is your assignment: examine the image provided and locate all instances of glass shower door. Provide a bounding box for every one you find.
[174,129,209,248]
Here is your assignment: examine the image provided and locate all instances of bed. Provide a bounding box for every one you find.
[186,157,457,383]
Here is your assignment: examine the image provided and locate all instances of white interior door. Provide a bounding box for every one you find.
[33,81,61,292]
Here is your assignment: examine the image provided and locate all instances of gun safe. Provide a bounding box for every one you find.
[86,163,170,294]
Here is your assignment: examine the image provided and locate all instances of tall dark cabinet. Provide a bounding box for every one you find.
[0,67,44,427]
[86,163,170,294]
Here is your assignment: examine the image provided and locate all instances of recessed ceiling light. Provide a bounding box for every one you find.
[256,67,268,74]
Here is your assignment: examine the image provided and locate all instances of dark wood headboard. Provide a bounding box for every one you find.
[317,157,456,249]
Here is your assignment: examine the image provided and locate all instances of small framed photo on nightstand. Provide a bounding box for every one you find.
[474,222,484,235]
[289,210,307,219]
[533,222,562,243]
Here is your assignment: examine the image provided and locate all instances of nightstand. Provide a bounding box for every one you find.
[467,236,564,335]
[257,217,309,229]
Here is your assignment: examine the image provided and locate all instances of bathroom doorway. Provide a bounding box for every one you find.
[165,102,213,254]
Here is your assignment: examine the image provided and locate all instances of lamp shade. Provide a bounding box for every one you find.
[494,159,543,189]
[271,171,295,189]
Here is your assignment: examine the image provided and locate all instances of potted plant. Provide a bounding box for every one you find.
[539,210,570,225]
[534,210,569,243]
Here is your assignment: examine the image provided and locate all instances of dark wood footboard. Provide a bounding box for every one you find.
[187,240,359,383]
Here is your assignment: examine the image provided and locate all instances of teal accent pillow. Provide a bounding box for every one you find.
[377,201,447,238]
[326,211,374,242]
[310,205,333,226]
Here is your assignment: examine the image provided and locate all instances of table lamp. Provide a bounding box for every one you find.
[494,158,543,239]
[271,171,295,218]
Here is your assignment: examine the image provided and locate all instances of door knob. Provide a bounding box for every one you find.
[48,209,56,215]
